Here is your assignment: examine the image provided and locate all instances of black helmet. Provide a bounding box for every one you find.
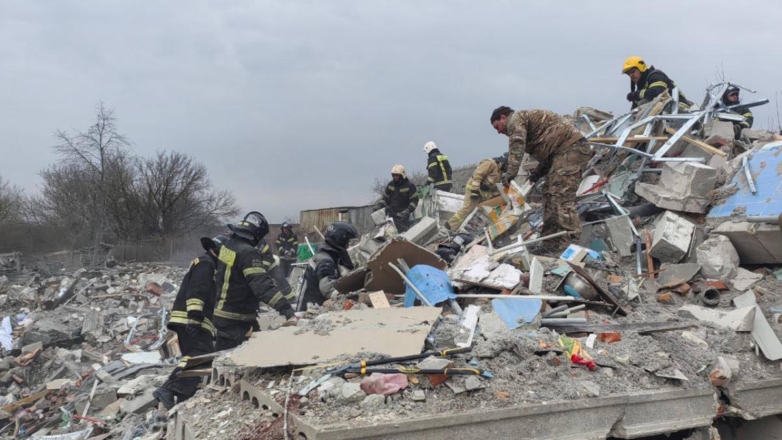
[200,234,228,253]
[494,153,509,172]
[324,222,358,249]
[228,211,269,245]
[723,85,740,104]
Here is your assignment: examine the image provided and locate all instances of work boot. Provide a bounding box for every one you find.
[153,387,176,410]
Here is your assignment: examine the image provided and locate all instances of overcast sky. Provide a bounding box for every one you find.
[2,0,780,223]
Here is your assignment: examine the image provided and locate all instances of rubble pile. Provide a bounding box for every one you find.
[0,261,187,438]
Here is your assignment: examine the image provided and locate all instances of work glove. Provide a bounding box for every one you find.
[528,170,541,184]
[397,209,410,219]
[330,290,340,301]
[373,203,385,211]
[501,173,514,185]
[283,308,296,320]
[626,91,640,102]
[479,182,492,192]
[470,190,481,200]
[281,316,299,327]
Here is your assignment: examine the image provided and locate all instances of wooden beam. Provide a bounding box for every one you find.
[664,127,727,157]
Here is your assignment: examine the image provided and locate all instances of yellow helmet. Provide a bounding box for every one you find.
[391,164,407,180]
[621,56,647,74]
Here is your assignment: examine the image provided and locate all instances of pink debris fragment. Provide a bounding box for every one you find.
[359,373,409,395]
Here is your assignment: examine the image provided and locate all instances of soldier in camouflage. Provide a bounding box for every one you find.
[490,106,593,252]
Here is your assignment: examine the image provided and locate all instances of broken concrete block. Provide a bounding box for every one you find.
[339,382,366,403]
[604,216,634,257]
[650,212,694,263]
[464,376,483,391]
[733,291,782,361]
[411,390,426,402]
[359,394,385,409]
[709,357,732,387]
[46,379,73,390]
[731,267,763,291]
[401,217,438,245]
[703,120,735,146]
[21,341,43,355]
[634,163,716,213]
[696,235,739,279]
[371,208,387,225]
[681,331,709,349]
[657,263,701,286]
[713,221,782,265]
[742,128,775,143]
[120,388,157,414]
[580,381,600,397]
[81,309,101,339]
[529,258,544,295]
[417,356,452,371]
[677,305,756,331]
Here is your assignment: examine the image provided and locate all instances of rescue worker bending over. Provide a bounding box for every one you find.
[298,222,358,311]
[275,222,298,277]
[213,211,296,351]
[153,235,225,410]
[490,106,593,253]
[375,165,418,232]
[622,56,691,110]
[722,86,754,139]
[446,154,508,231]
[424,141,453,192]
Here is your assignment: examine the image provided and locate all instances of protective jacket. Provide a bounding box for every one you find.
[298,243,342,311]
[722,95,754,129]
[213,236,295,328]
[381,178,418,214]
[505,109,585,180]
[167,253,217,337]
[275,231,298,256]
[467,159,503,199]
[258,239,295,302]
[629,66,691,109]
[426,149,453,188]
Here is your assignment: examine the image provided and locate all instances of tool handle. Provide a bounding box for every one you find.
[362,347,471,368]
[346,366,484,376]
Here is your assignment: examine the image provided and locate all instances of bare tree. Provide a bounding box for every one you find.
[134,151,239,238]
[0,175,23,225]
[52,102,131,265]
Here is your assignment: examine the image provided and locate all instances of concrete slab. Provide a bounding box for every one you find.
[696,235,739,279]
[605,216,634,257]
[635,162,717,214]
[120,388,157,414]
[678,305,756,332]
[401,217,438,245]
[650,211,695,263]
[712,221,778,264]
[731,268,763,291]
[657,263,701,286]
[733,291,782,361]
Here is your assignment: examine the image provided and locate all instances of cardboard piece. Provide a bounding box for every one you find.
[733,291,782,361]
[365,238,447,294]
[228,306,443,368]
[334,267,370,294]
[368,291,390,309]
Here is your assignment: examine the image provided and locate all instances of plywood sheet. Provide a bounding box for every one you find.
[228,306,442,368]
[365,238,447,294]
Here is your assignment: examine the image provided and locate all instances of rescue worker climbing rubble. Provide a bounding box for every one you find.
[424,141,453,192]
[722,85,754,139]
[275,222,298,277]
[490,106,593,253]
[622,56,691,110]
[374,165,418,232]
[446,154,507,231]
[298,222,358,311]
[153,235,225,410]
[213,211,296,351]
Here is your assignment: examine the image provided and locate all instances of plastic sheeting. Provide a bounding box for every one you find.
[403,265,456,307]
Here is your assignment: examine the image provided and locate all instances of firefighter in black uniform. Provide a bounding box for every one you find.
[213,211,296,351]
[258,237,296,307]
[297,222,358,311]
[375,164,418,232]
[275,222,298,277]
[423,141,453,192]
[153,235,225,410]
[722,85,754,139]
[622,56,691,110]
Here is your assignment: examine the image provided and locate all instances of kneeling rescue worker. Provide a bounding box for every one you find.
[622,56,691,110]
[375,165,418,232]
[153,235,225,410]
[213,211,296,351]
[297,222,358,311]
[490,106,593,254]
[722,85,754,138]
[446,153,508,231]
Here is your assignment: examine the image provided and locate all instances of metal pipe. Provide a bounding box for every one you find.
[387,262,433,307]
[745,216,778,223]
[653,157,706,163]
[541,318,587,325]
[653,111,706,159]
[742,156,757,195]
[727,99,769,110]
[305,236,315,255]
[546,305,586,318]
[542,304,568,318]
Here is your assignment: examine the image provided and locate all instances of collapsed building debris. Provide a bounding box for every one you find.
[4,80,782,440]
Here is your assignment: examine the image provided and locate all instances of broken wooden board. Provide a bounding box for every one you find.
[334,267,369,294]
[228,306,442,368]
[365,238,447,294]
[567,262,633,315]
[552,321,695,335]
[733,291,782,361]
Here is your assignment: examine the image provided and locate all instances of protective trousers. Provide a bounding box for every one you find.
[158,327,214,400]
[215,321,254,351]
[447,185,480,231]
[541,140,592,252]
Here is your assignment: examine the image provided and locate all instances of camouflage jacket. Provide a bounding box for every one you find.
[506,110,584,178]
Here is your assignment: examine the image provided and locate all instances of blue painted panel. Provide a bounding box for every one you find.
[708,144,782,218]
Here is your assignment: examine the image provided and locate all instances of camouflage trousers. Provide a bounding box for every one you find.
[540,140,593,252]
